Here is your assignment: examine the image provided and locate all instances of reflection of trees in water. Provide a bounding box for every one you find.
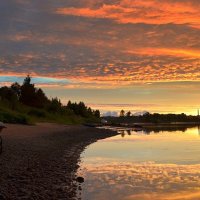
[198,126,200,135]
[119,130,125,138]
[144,126,190,135]
[121,132,125,138]
[117,125,199,137]
[120,130,132,137]
[126,130,131,135]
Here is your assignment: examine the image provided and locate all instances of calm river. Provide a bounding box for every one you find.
[78,126,200,200]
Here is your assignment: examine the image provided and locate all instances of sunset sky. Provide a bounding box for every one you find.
[1,0,200,115]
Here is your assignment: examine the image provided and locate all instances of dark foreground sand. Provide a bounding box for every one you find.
[0,123,117,200]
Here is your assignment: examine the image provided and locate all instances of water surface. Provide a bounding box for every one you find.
[79,126,200,200]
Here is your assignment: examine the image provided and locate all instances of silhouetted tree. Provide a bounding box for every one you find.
[67,100,72,109]
[35,88,49,108]
[87,107,93,115]
[48,97,62,113]
[20,75,49,108]
[126,111,132,117]
[23,75,31,85]
[11,82,21,99]
[120,110,125,117]
[94,110,100,118]
[20,75,37,107]
[78,102,88,117]
[66,100,100,118]
[0,86,18,110]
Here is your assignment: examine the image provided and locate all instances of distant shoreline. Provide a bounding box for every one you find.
[105,122,200,127]
[0,123,117,200]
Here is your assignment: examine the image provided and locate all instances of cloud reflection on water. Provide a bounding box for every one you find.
[81,162,200,200]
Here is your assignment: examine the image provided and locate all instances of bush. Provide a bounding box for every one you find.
[0,110,30,124]
[28,109,46,118]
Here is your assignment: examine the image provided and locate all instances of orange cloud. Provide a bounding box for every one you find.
[2,0,200,88]
[56,0,200,28]
[125,48,200,58]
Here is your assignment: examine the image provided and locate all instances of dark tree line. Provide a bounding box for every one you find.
[106,111,200,124]
[67,101,100,118]
[0,75,100,118]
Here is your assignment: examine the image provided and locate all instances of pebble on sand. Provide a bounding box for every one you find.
[76,177,84,183]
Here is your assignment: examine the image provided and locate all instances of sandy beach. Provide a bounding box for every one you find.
[0,123,117,200]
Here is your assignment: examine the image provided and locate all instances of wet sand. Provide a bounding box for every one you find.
[0,123,117,200]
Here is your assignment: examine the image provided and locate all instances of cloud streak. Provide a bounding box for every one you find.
[56,0,200,28]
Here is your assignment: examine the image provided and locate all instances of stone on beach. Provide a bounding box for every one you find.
[76,177,84,183]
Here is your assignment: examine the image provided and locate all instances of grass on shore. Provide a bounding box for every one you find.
[0,102,99,125]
